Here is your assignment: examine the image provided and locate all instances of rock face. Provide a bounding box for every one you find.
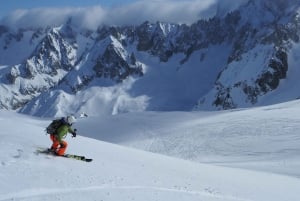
[211,47,289,109]
[0,0,299,113]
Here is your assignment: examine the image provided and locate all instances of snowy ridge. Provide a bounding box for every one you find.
[1,102,300,200]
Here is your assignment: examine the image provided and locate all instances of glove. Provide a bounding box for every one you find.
[72,129,77,138]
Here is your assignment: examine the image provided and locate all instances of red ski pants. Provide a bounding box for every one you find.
[50,134,68,156]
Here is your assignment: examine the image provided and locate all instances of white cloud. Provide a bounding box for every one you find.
[0,0,248,30]
[106,0,218,25]
[1,7,108,30]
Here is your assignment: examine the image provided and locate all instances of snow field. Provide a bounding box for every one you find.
[1,103,300,200]
[76,100,300,178]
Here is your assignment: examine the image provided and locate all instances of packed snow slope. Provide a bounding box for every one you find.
[77,99,300,178]
[1,101,300,201]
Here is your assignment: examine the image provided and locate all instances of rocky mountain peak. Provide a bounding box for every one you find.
[0,0,300,116]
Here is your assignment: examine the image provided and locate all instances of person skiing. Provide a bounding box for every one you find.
[49,115,77,156]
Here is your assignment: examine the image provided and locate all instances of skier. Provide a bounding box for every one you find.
[49,115,77,156]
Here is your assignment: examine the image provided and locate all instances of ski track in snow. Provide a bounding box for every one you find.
[0,185,251,201]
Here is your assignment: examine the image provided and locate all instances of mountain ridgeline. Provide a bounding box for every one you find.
[0,0,300,116]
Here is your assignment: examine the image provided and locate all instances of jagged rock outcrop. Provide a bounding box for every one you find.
[196,0,300,110]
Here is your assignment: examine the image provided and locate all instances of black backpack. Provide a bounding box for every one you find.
[46,118,64,134]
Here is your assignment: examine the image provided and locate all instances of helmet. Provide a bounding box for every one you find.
[66,115,76,125]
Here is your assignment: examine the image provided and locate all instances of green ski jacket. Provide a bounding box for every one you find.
[56,124,75,143]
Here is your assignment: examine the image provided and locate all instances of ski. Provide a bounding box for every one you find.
[36,147,55,155]
[36,148,92,162]
[63,154,93,162]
